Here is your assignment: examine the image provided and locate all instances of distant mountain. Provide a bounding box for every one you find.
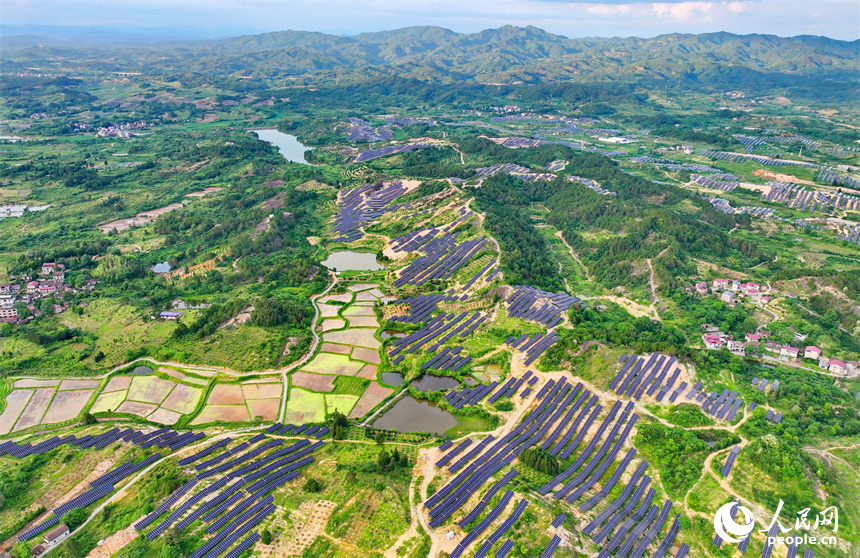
[168,26,857,86]
[4,25,857,88]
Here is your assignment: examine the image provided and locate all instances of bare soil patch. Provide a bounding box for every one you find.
[321,343,352,355]
[103,376,131,392]
[14,387,54,431]
[241,383,282,400]
[0,390,33,434]
[160,384,202,414]
[147,408,182,425]
[290,372,335,392]
[59,380,100,390]
[190,404,250,424]
[247,399,279,421]
[351,347,381,364]
[208,384,245,405]
[42,390,93,424]
[13,379,59,388]
[348,382,393,419]
[116,400,158,418]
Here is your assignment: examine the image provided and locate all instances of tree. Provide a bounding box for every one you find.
[374,431,386,445]
[261,529,272,545]
[164,527,181,546]
[81,412,96,425]
[65,507,88,529]
[304,478,323,492]
[327,410,349,440]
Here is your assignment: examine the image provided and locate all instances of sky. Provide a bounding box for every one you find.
[2,0,859,41]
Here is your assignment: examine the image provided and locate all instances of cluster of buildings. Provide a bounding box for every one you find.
[691,278,771,307]
[28,524,70,557]
[0,263,89,323]
[95,120,149,138]
[702,325,858,376]
[657,145,694,155]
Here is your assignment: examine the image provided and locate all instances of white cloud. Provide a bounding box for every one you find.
[651,2,716,22]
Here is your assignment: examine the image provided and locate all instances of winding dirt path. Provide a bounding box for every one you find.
[554,230,592,281]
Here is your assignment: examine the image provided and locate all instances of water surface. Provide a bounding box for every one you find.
[250,129,314,165]
[130,366,154,375]
[411,375,459,393]
[380,372,404,387]
[152,261,171,273]
[372,396,458,435]
[321,251,384,272]
[381,330,406,339]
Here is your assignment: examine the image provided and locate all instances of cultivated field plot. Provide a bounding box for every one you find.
[341,306,376,317]
[0,378,101,434]
[323,328,381,349]
[127,376,175,404]
[346,316,378,327]
[91,390,127,414]
[284,388,326,424]
[302,352,364,376]
[291,372,336,392]
[41,390,93,424]
[207,384,245,405]
[241,382,282,400]
[147,407,182,425]
[159,383,202,414]
[322,318,345,331]
[13,379,59,388]
[0,389,33,434]
[348,283,377,292]
[319,293,353,303]
[348,382,393,419]
[88,370,207,423]
[320,343,351,355]
[357,364,378,379]
[190,404,251,424]
[103,376,131,392]
[351,347,381,364]
[160,367,207,385]
[115,400,158,417]
[14,388,57,431]
[325,394,359,415]
[247,398,280,420]
[59,380,100,390]
[318,304,341,318]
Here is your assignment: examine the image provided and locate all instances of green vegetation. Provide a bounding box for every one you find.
[635,423,738,499]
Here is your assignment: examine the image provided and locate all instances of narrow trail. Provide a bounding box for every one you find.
[805,447,860,478]
[554,230,592,281]
[279,268,339,421]
[646,258,658,304]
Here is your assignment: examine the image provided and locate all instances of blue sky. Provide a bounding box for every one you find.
[4,0,859,40]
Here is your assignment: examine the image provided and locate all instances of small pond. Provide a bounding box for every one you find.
[462,376,479,386]
[411,375,460,393]
[321,251,384,272]
[130,365,154,375]
[380,372,404,387]
[381,330,406,339]
[152,261,172,273]
[372,396,458,435]
[249,129,315,165]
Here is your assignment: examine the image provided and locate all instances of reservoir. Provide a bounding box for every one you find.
[249,129,314,165]
[372,396,458,435]
[321,251,384,272]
